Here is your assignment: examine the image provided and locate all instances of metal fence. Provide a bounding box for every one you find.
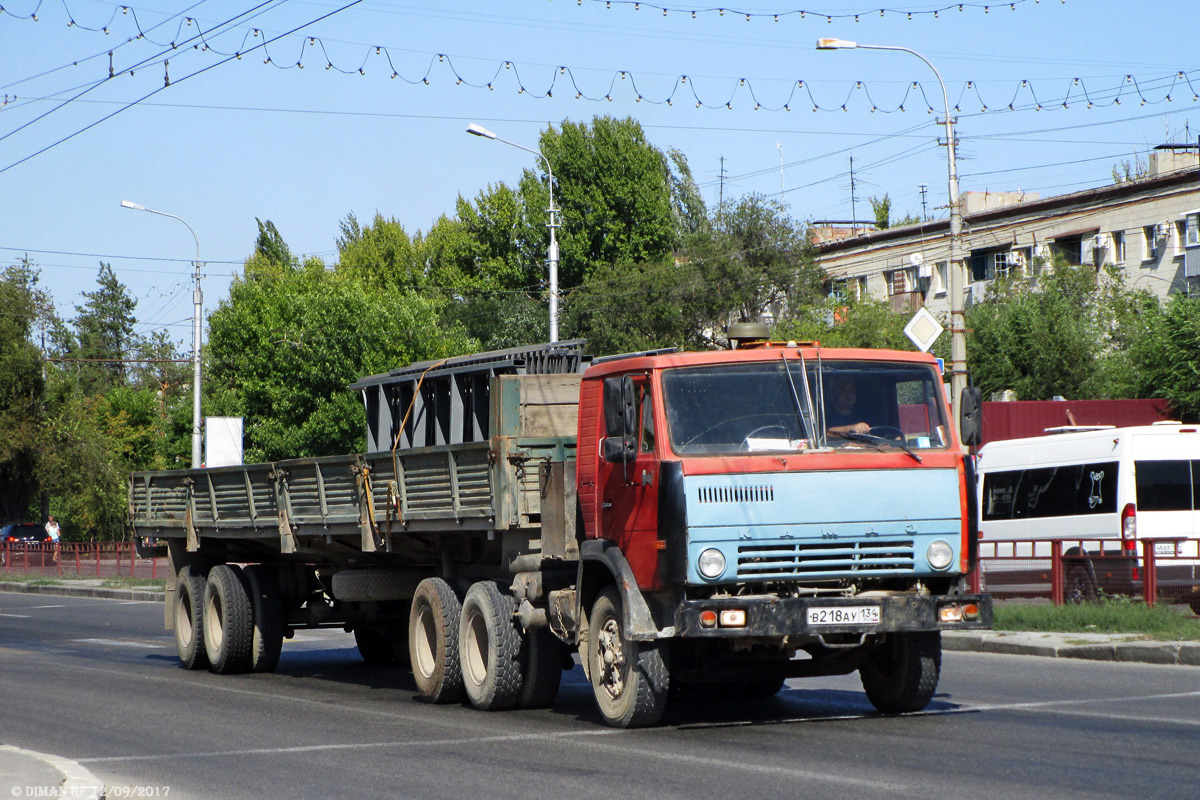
[972,537,1200,611]
[0,541,166,580]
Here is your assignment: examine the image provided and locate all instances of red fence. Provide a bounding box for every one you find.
[0,541,166,580]
[972,537,1200,611]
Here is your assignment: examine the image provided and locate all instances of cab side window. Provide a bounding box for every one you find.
[638,383,655,454]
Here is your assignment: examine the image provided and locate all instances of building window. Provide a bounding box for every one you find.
[1144,225,1159,261]
[1111,230,1126,263]
[1187,213,1200,248]
[831,276,866,302]
[1053,235,1083,266]
[993,251,1011,278]
[1176,220,1187,257]
[886,269,910,296]
[934,261,947,296]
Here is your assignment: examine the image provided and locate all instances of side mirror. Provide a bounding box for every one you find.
[602,375,638,465]
[960,387,983,447]
[603,436,636,463]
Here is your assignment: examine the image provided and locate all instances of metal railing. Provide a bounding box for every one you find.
[971,537,1200,610]
[0,541,166,580]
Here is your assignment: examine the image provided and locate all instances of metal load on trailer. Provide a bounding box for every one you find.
[130,339,992,728]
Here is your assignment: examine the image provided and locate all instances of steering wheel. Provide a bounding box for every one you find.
[868,425,905,442]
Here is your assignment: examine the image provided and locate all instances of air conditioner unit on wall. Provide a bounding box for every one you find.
[1156,222,1171,239]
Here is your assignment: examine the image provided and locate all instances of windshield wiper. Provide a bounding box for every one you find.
[835,431,923,463]
[780,352,817,448]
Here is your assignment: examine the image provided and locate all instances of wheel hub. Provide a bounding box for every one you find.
[596,619,626,700]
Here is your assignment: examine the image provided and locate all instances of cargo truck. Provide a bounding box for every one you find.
[130,338,991,728]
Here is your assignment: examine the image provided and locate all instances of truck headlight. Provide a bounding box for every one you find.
[697,548,727,579]
[927,540,954,571]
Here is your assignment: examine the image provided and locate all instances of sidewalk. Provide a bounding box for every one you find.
[0,578,164,602]
[943,629,1200,667]
[0,745,105,799]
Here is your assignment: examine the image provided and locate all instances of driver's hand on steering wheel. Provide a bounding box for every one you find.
[829,421,870,436]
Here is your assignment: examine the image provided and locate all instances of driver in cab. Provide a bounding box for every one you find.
[825,374,870,438]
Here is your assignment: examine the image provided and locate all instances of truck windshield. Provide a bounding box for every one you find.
[661,359,950,456]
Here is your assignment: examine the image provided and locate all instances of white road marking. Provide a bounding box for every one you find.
[0,613,31,618]
[71,638,168,649]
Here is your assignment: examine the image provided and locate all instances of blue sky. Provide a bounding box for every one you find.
[3,0,1198,351]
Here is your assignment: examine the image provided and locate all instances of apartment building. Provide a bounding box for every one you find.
[814,148,1200,318]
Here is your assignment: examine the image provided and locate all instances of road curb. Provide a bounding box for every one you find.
[0,581,163,602]
[943,631,1200,667]
[0,745,106,798]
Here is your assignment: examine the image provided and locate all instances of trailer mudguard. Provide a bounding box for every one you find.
[578,538,674,640]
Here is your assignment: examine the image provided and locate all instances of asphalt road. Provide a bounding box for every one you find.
[2,592,1197,800]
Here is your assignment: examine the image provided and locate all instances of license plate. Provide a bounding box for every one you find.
[1154,542,1178,556]
[806,606,881,626]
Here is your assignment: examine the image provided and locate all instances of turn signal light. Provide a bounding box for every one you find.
[699,610,718,628]
[962,603,980,620]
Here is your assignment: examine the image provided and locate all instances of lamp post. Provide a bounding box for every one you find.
[816,38,966,426]
[466,123,560,343]
[121,200,204,468]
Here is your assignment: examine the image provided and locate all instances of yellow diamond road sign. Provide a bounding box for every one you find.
[904,307,943,353]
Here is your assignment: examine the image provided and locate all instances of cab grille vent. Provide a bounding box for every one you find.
[697,485,775,504]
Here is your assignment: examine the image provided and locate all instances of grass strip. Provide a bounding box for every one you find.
[995,597,1200,641]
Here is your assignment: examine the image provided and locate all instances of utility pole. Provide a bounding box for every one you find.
[919,183,929,221]
[718,155,726,213]
[849,155,858,228]
[777,142,784,194]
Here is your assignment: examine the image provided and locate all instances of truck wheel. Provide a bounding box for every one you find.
[354,623,409,667]
[459,581,523,711]
[175,565,209,671]
[517,627,566,709]
[408,578,465,703]
[203,564,254,675]
[589,586,668,728]
[860,631,941,713]
[242,564,284,673]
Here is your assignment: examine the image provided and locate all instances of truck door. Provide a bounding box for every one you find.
[599,375,662,588]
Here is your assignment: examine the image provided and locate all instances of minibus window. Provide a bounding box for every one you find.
[1134,460,1193,511]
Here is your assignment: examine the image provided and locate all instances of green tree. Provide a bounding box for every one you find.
[775,295,916,351]
[207,250,477,462]
[687,194,823,329]
[72,263,137,393]
[964,256,1154,401]
[0,263,46,522]
[1126,292,1200,419]
[336,212,423,289]
[536,116,681,290]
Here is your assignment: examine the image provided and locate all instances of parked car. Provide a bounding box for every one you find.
[1,523,51,566]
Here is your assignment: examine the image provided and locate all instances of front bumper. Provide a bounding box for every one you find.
[674,593,993,637]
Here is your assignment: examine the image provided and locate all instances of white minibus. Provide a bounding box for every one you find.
[976,423,1200,608]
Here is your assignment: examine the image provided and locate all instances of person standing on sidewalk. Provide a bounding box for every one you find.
[45,516,60,563]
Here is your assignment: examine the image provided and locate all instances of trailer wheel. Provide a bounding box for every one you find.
[203,564,254,675]
[589,586,668,728]
[517,627,566,709]
[408,578,465,703]
[459,581,523,711]
[860,631,941,713]
[175,565,209,671]
[243,565,284,673]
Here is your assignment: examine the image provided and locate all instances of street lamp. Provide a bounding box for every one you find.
[121,200,204,468]
[816,38,966,426]
[466,123,560,343]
